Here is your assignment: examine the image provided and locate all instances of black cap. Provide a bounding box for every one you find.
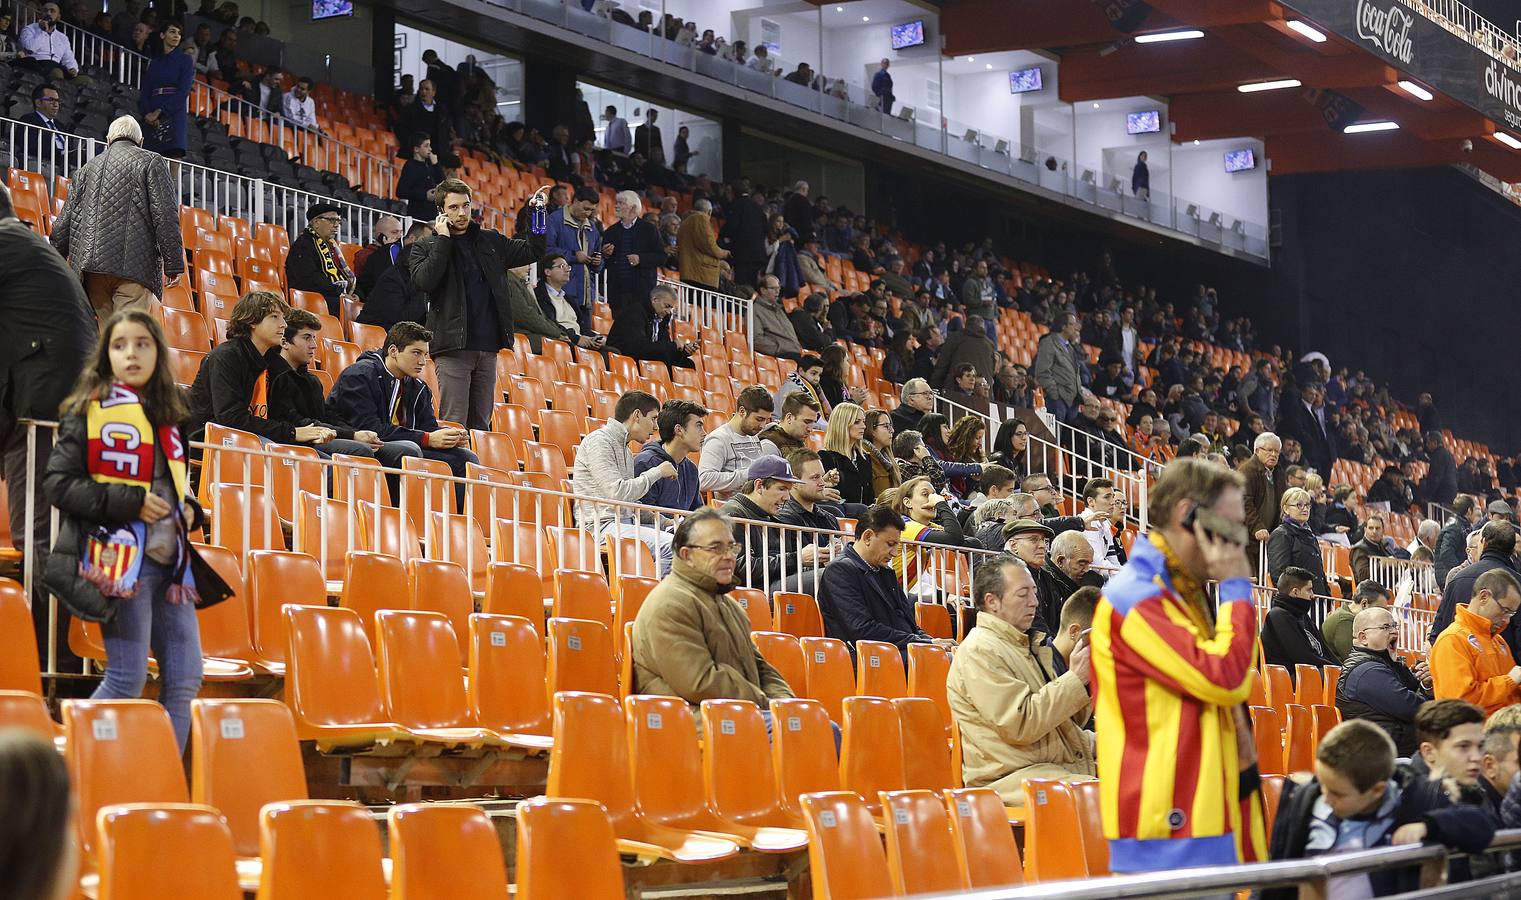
[304,202,342,222]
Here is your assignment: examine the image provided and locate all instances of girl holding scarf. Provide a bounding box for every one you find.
[45,310,230,750]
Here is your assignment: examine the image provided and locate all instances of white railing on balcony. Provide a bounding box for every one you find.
[658,277,754,346]
[1395,0,1521,70]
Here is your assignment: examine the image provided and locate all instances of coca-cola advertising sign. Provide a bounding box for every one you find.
[1354,0,1414,65]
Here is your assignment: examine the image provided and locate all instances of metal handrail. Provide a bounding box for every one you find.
[659,277,755,348]
[1389,0,1521,71]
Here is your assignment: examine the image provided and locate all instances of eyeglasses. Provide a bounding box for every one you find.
[315,216,341,224]
[1496,599,1521,619]
[37,95,61,104]
[1284,501,1312,509]
[1359,623,1398,633]
[687,541,741,557]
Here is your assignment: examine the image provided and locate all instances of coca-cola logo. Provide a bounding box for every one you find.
[1355,0,1414,65]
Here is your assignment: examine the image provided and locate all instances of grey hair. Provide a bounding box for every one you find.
[793,179,809,193]
[109,115,144,144]
[1051,529,1091,559]
[650,283,677,302]
[1253,432,1282,451]
[1417,519,1441,542]
[900,377,929,402]
[672,507,731,552]
[974,498,1017,528]
[615,190,641,210]
[1007,491,1039,519]
[693,199,713,214]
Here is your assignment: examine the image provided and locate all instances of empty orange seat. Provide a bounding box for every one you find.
[96,804,241,900]
[515,798,625,900]
[881,790,966,895]
[256,800,387,900]
[190,699,308,858]
[64,700,189,861]
[855,640,908,698]
[798,636,853,723]
[773,591,823,638]
[798,792,895,900]
[281,605,416,752]
[388,804,510,899]
[1022,779,1087,881]
[466,614,553,749]
[546,617,618,698]
[945,787,1025,887]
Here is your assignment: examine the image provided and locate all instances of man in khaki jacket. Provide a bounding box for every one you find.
[947,555,1097,805]
[631,507,794,733]
[676,200,729,290]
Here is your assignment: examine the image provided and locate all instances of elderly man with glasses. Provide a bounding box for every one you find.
[1431,568,1521,716]
[284,202,357,316]
[1337,604,1432,756]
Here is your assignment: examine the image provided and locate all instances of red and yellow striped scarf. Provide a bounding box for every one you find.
[85,383,189,499]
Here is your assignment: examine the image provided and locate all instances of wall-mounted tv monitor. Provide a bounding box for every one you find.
[312,0,352,19]
[890,20,925,50]
[1224,148,1256,172]
[1125,110,1161,134]
[1008,66,1043,94]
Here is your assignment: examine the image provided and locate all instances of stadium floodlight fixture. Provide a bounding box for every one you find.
[1397,80,1434,101]
[1237,79,1301,93]
[1286,20,1327,42]
[1494,132,1521,149]
[1343,121,1400,133]
[1134,29,1205,44]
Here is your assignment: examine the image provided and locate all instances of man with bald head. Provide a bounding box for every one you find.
[1336,604,1432,755]
[1048,529,1097,604]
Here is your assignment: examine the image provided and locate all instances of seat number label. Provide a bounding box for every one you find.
[221,718,245,740]
[92,719,117,741]
[787,716,801,732]
[813,651,826,663]
[567,635,582,651]
[819,810,837,828]
[646,713,662,729]
[956,800,972,818]
[893,808,910,825]
[719,719,736,735]
[869,656,880,668]
[490,631,507,647]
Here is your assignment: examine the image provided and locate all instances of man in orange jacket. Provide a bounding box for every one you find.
[1430,567,1521,715]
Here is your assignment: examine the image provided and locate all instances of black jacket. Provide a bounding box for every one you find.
[324,350,441,446]
[1261,592,1339,676]
[1434,519,1472,588]
[890,403,925,436]
[718,493,802,593]
[1276,398,1335,484]
[267,354,355,440]
[395,158,442,221]
[788,309,834,352]
[819,449,875,506]
[533,280,591,344]
[184,336,292,443]
[776,498,840,544]
[1266,520,1330,597]
[1337,646,1429,756]
[602,218,664,304]
[609,297,689,366]
[356,242,396,299]
[817,543,931,664]
[1430,550,1521,656]
[1262,765,1495,900]
[409,225,545,356]
[284,231,347,315]
[0,218,96,439]
[719,196,768,267]
[1421,446,1459,508]
[355,255,428,332]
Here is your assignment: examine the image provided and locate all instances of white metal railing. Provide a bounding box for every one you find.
[1393,0,1521,70]
[1250,580,1437,656]
[1368,554,1440,598]
[659,276,755,346]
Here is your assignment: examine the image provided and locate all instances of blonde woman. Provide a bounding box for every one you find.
[1267,486,1330,596]
[820,402,874,506]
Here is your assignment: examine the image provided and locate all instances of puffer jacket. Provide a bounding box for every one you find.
[947,612,1095,805]
[50,138,183,297]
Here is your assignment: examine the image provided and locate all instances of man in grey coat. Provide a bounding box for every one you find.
[931,316,997,391]
[750,274,803,361]
[1032,312,1082,423]
[50,116,183,325]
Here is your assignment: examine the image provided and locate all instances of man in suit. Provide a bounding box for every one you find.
[608,283,695,371]
[1276,380,1335,480]
[633,108,665,166]
[718,185,768,286]
[17,83,72,171]
[240,68,283,116]
[1241,431,1284,571]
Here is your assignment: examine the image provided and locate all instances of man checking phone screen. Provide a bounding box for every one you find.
[1091,458,1267,874]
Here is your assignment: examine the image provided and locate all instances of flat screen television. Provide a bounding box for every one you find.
[312,0,352,19]
[1125,110,1161,134]
[1008,66,1043,94]
[1224,148,1256,172]
[890,20,925,50]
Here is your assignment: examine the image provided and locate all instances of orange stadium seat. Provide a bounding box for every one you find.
[256,801,388,900]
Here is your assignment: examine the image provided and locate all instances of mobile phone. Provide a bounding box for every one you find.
[1183,506,1249,546]
[1076,627,1091,647]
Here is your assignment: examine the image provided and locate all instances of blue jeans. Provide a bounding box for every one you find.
[91,558,204,751]
[1046,396,1075,424]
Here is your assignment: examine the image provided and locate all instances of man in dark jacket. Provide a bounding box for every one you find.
[719,186,768,286]
[325,322,478,503]
[783,180,814,242]
[185,291,317,445]
[356,224,432,331]
[284,203,356,316]
[818,503,935,664]
[1240,432,1283,556]
[1430,521,1521,655]
[1436,496,1482,587]
[1349,512,1392,584]
[788,294,834,352]
[533,252,605,350]
[1002,518,1060,638]
[608,284,696,371]
[776,449,842,549]
[0,183,96,665]
[1262,567,1340,677]
[1276,381,1335,480]
[717,456,819,596]
[890,378,934,435]
[929,317,997,390]
[1420,431,1460,508]
[1338,606,1431,756]
[267,308,382,460]
[631,399,706,512]
[355,216,406,299]
[394,133,443,221]
[409,178,544,431]
[602,190,664,311]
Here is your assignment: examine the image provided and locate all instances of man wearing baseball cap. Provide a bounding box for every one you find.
[718,455,825,594]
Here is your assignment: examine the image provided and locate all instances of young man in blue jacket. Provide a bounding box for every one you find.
[324,321,478,507]
[633,399,707,512]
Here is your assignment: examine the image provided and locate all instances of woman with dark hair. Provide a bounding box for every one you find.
[990,419,1029,472]
[911,413,983,498]
[139,22,195,159]
[883,328,917,385]
[943,416,986,498]
[0,730,76,900]
[818,344,866,411]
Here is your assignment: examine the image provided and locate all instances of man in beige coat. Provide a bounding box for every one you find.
[947,555,1097,805]
[675,200,729,290]
[631,508,794,733]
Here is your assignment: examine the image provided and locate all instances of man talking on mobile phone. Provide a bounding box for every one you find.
[409,178,546,431]
[1091,458,1269,876]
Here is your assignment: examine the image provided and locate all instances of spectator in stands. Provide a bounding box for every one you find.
[325,322,476,500]
[932,315,996,392]
[355,222,431,331]
[700,386,773,501]
[280,76,319,130]
[1336,604,1430,755]
[18,3,80,80]
[1093,458,1261,873]
[601,104,630,154]
[284,203,357,316]
[777,447,842,547]
[1033,312,1082,423]
[574,390,677,575]
[1049,587,1100,676]
[411,178,544,430]
[266,308,382,460]
[818,403,873,507]
[720,186,768,286]
[1131,151,1150,201]
[1046,529,1097,605]
[1430,568,1521,715]
[1264,719,1493,900]
[608,283,697,372]
[1437,496,1482,586]
[396,133,443,221]
[1431,521,1521,655]
[963,461,1015,512]
[864,409,901,499]
[0,729,76,900]
[749,275,802,362]
[942,417,987,498]
[951,554,1098,806]
[889,378,933,435]
[786,294,833,353]
[545,185,603,312]
[1079,477,1127,574]
[241,68,282,114]
[1267,487,1330,597]
[818,502,934,663]
[354,216,403,295]
[397,79,446,158]
[1481,715,1521,825]
[1322,580,1394,662]
[628,506,795,726]
[1262,566,1340,674]
[46,309,232,750]
[719,455,822,594]
[675,199,728,290]
[1420,431,1460,508]
[183,291,297,444]
[1349,512,1391,584]
[885,474,978,585]
[1000,517,1062,636]
[1365,464,1410,510]
[17,83,70,169]
[1407,518,1441,558]
[0,181,96,666]
[207,28,238,82]
[602,190,662,312]
[139,22,193,159]
[50,116,182,325]
[632,108,664,164]
[774,355,827,418]
[871,58,894,115]
[1413,700,1503,833]
[1277,381,1335,482]
[755,392,820,461]
[544,125,573,181]
[782,179,813,241]
[632,399,707,512]
[533,252,605,350]
[1240,431,1283,555]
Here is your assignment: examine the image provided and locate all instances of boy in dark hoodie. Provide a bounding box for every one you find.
[632,399,706,512]
[1265,717,1495,900]
[266,307,380,460]
[324,321,478,507]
